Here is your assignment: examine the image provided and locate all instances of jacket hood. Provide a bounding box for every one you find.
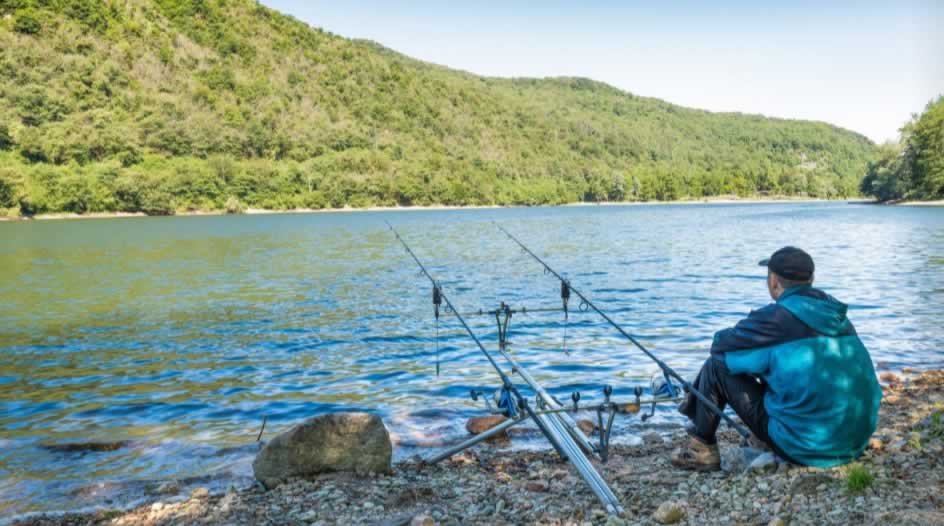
[777,286,850,336]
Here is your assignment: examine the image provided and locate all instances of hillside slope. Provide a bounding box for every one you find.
[0,0,877,215]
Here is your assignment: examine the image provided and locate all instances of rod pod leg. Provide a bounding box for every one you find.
[427,417,524,464]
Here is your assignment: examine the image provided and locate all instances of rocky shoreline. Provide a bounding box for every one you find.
[13,370,944,526]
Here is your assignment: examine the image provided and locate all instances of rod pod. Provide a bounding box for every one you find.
[387,222,625,515]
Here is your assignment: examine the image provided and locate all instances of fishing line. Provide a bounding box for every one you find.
[494,222,750,439]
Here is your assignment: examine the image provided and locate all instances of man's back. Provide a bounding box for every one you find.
[716,285,883,467]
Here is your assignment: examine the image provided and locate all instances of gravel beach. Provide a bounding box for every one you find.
[13,370,944,526]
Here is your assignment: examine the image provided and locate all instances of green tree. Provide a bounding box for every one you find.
[860,97,943,201]
[0,124,13,150]
[860,144,906,201]
[909,97,944,197]
[13,8,42,35]
[0,169,20,208]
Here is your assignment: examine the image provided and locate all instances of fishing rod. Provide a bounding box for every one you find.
[386,221,625,515]
[495,223,751,439]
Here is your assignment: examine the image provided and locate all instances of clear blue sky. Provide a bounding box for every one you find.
[262,1,942,144]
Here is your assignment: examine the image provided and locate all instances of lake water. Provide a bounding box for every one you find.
[1,202,943,517]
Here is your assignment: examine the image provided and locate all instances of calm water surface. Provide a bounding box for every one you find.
[1,203,943,516]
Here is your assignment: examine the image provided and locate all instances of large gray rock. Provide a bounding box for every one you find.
[253,412,392,489]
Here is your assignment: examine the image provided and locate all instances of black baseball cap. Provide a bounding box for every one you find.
[758,246,814,281]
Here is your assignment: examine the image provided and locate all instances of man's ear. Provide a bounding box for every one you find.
[767,271,782,300]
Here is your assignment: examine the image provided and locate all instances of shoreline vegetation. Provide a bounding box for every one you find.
[0,198,841,222]
[0,2,938,222]
[12,369,944,526]
[1,196,941,223]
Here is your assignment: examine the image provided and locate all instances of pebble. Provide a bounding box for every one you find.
[642,431,664,447]
[525,480,549,492]
[410,514,434,526]
[653,501,686,524]
[880,372,902,385]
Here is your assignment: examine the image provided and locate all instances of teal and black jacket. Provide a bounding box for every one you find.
[711,285,882,467]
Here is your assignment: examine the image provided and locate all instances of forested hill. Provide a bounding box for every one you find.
[860,97,944,202]
[0,1,877,216]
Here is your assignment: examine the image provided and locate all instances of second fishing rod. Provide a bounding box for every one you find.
[494,222,750,439]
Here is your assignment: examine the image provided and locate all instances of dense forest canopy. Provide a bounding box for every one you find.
[0,0,880,216]
[860,97,944,202]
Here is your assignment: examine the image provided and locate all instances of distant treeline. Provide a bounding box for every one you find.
[860,97,944,202]
[0,0,877,216]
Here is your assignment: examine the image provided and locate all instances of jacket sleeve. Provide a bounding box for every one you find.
[711,304,789,353]
[711,304,789,375]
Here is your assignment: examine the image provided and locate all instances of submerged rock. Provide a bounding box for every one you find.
[253,412,392,489]
[43,441,133,453]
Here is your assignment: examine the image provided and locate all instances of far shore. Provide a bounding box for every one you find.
[4,196,926,223]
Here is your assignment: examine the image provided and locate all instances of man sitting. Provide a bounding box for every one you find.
[672,247,883,470]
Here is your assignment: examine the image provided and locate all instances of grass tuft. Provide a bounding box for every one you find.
[928,411,944,438]
[845,463,874,493]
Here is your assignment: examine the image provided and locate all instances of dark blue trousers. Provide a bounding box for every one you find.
[680,356,797,463]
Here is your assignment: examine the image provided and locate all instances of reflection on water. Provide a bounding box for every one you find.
[1,203,943,515]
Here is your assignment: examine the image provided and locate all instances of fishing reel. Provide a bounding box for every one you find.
[641,372,679,422]
[470,385,519,418]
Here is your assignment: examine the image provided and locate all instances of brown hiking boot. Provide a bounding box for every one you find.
[671,437,721,471]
